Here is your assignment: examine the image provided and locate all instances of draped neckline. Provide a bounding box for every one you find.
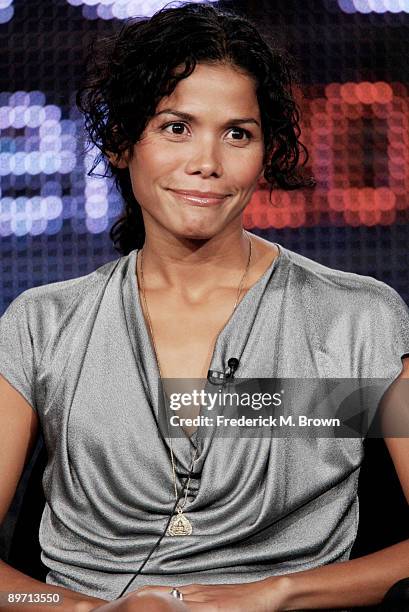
[122,241,288,471]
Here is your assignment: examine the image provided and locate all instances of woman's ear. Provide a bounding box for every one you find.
[106,125,130,168]
[257,166,265,181]
[106,150,129,169]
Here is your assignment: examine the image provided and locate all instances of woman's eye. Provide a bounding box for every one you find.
[161,122,252,141]
[162,122,187,135]
[228,127,252,141]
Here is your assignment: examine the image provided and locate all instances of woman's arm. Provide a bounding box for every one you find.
[0,375,106,612]
[134,539,409,612]
[0,559,106,612]
[268,537,409,610]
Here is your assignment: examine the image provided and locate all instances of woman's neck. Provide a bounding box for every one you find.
[138,229,254,296]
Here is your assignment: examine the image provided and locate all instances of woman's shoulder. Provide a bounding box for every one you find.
[280,244,403,309]
[280,245,409,377]
[0,254,130,410]
[0,254,129,371]
[5,255,126,320]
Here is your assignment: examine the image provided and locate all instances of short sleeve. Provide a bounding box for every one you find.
[363,281,409,380]
[0,292,37,412]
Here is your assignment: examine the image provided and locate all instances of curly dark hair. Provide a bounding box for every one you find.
[76,1,315,255]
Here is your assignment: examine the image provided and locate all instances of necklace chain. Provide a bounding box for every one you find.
[137,231,253,530]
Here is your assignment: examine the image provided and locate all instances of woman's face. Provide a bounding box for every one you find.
[119,62,265,241]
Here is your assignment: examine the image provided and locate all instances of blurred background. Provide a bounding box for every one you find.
[0,0,408,314]
[0,0,408,587]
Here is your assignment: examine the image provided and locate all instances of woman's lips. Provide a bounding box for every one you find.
[169,189,230,207]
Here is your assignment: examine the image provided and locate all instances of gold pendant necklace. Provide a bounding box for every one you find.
[167,503,194,536]
[137,232,253,536]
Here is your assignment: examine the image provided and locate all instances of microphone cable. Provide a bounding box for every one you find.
[116,357,239,599]
[116,466,195,599]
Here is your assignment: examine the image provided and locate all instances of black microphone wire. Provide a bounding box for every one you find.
[116,360,239,600]
[116,467,195,599]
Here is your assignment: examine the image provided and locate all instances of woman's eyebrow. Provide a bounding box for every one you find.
[154,108,260,127]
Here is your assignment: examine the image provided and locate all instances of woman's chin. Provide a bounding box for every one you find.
[172,222,222,241]
[176,230,217,241]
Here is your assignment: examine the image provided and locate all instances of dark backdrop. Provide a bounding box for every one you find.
[1,0,408,589]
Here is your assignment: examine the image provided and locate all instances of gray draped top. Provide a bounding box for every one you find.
[1,242,409,601]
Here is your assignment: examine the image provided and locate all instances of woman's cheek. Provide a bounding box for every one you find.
[224,161,264,193]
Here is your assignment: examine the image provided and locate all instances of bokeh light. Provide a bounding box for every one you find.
[0,0,14,24]
[66,0,215,20]
[338,0,409,13]
[245,82,409,229]
[0,91,122,241]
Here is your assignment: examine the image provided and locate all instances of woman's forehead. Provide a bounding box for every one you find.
[156,63,260,116]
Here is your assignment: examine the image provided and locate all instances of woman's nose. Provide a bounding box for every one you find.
[184,140,223,177]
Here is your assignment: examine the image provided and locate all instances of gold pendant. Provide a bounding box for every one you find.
[166,506,193,536]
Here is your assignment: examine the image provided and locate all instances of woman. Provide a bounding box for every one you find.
[1,2,409,611]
